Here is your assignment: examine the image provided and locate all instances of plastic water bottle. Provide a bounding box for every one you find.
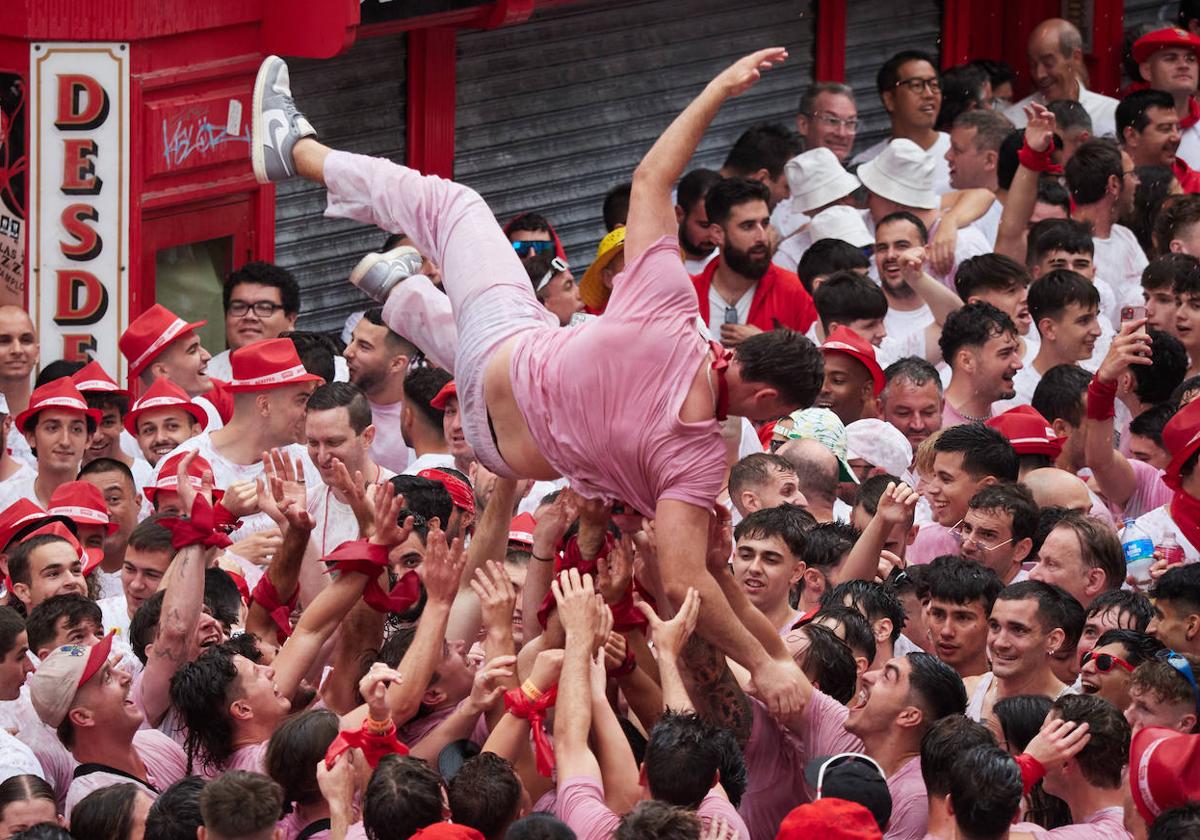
[1123,518,1156,587]
[1158,533,1186,567]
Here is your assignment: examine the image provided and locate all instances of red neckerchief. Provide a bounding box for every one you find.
[504,685,558,776]
[324,718,409,769]
[324,540,422,613]
[1169,490,1200,554]
[709,340,730,422]
[1183,96,1200,131]
[157,496,233,550]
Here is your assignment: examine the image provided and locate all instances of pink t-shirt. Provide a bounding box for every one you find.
[1014,806,1131,838]
[738,700,809,838]
[1120,459,1171,520]
[510,237,726,516]
[199,739,269,779]
[940,401,975,430]
[65,729,187,817]
[556,775,749,840]
[276,812,370,840]
[907,523,959,566]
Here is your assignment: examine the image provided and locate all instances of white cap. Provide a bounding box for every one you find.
[809,205,874,249]
[856,138,938,210]
[787,148,861,214]
[845,418,914,478]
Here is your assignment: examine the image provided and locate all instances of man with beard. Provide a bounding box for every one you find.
[344,307,417,473]
[690,177,817,347]
[1118,88,1200,192]
[877,357,944,459]
[938,303,1023,427]
[677,168,721,274]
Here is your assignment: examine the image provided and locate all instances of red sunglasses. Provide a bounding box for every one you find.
[1080,651,1134,673]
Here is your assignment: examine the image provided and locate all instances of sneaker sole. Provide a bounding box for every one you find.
[250,55,282,184]
[349,246,422,288]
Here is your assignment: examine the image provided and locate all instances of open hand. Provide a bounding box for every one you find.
[1097,318,1153,384]
[636,586,700,660]
[552,568,600,642]
[1023,103,1057,154]
[712,48,789,98]
[1024,717,1090,767]
[423,523,466,604]
[470,560,517,632]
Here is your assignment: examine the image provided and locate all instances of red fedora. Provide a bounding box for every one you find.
[122,378,208,436]
[227,338,324,393]
[0,500,56,552]
[48,481,118,535]
[1163,399,1200,490]
[145,451,224,505]
[70,361,129,398]
[14,379,102,435]
[119,304,207,380]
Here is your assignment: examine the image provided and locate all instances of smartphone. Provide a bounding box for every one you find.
[1120,305,1147,323]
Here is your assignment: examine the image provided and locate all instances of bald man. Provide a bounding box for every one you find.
[0,306,39,468]
[777,438,841,523]
[1004,19,1118,138]
[1022,467,1092,514]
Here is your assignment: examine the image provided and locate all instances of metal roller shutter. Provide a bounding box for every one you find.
[274,34,407,336]
[1123,0,1177,31]
[455,0,816,268]
[845,0,942,159]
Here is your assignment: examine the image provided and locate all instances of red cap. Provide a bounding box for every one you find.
[22,521,103,576]
[1130,725,1200,822]
[122,377,208,437]
[1163,399,1200,490]
[508,512,536,548]
[985,405,1064,458]
[1133,27,1200,63]
[145,451,225,505]
[227,338,324,393]
[119,304,207,379]
[0,500,53,552]
[430,381,457,411]
[820,327,885,396]
[14,379,103,434]
[775,798,882,840]
[419,468,475,515]
[70,360,129,398]
[48,481,117,535]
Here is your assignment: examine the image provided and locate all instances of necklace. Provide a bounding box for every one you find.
[952,402,990,423]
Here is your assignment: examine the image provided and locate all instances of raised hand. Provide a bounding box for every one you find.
[316,752,357,815]
[465,654,516,715]
[552,568,600,642]
[1097,318,1153,384]
[597,533,634,605]
[1023,102,1057,154]
[603,629,629,672]
[705,504,733,577]
[423,523,467,604]
[636,587,700,660]
[710,48,789,99]
[175,451,213,514]
[220,481,259,518]
[329,457,373,536]
[528,648,565,693]
[897,247,929,287]
[227,527,283,565]
[1024,717,1091,767]
[532,490,580,560]
[358,662,401,721]
[876,482,919,528]
[470,560,517,632]
[263,447,308,513]
[368,482,413,548]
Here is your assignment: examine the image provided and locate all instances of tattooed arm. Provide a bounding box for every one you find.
[678,631,754,748]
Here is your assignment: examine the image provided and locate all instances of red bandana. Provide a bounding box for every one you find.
[157,496,233,550]
[1169,490,1200,556]
[324,540,422,614]
[249,575,298,641]
[504,685,558,776]
[325,718,409,769]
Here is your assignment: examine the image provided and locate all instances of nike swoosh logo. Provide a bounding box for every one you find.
[263,110,293,176]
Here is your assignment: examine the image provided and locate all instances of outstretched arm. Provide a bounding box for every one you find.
[1084,321,1154,508]
[626,48,788,262]
[552,569,603,783]
[995,104,1055,262]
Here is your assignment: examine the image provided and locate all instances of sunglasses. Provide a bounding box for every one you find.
[1080,651,1134,673]
[511,240,555,258]
[535,257,570,293]
[1159,650,1200,711]
[812,752,885,799]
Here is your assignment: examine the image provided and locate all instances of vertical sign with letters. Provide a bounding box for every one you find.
[28,43,130,379]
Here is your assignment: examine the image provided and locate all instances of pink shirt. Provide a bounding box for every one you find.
[368,398,414,474]
[555,775,749,840]
[199,739,268,778]
[907,523,959,566]
[1121,459,1171,520]
[738,700,809,838]
[940,400,975,430]
[1015,806,1131,838]
[510,237,726,515]
[65,729,187,817]
[277,812,370,840]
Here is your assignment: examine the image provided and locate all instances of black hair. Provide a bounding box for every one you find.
[129,590,166,665]
[920,715,996,796]
[1117,89,1177,137]
[363,754,444,840]
[938,302,1018,368]
[1093,628,1164,668]
[0,606,23,661]
[1064,138,1123,205]
[204,567,243,632]
[968,483,1038,544]
[676,168,722,212]
[972,58,1017,93]
[224,261,300,316]
[403,365,453,430]
[524,252,569,301]
[997,129,1025,190]
[1047,98,1092,134]
[907,651,969,727]
[361,308,417,355]
[1132,330,1187,406]
[796,623,858,704]
[1050,693,1131,790]
[733,505,808,559]
[603,182,632,232]
[447,752,523,839]
[127,514,175,556]
[882,355,943,397]
[704,177,771,227]
[1031,364,1091,428]
[506,212,553,237]
[813,604,877,665]
[877,210,929,244]
[6,535,73,591]
[994,694,1053,753]
[822,579,906,642]
[1087,589,1155,632]
[732,329,825,410]
[0,776,54,830]
[709,727,747,809]
[933,423,1019,482]
[994,580,1079,636]
[388,475,453,528]
[1126,167,1180,253]
[1130,402,1177,450]
[813,271,888,331]
[854,473,903,517]
[955,254,1031,302]
[876,50,939,94]
[277,330,337,383]
[306,381,373,434]
[504,814,577,840]
[69,783,139,840]
[1150,804,1200,840]
[950,745,1023,839]
[145,776,207,840]
[33,360,84,388]
[614,801,698,840]
[169,646,242,773]
[25,594,100,656]
[1027,218,1095,267]
[937,63,990,131]
[266,709,339,809]
[643,711,730,808]
[721,123,801,179]
[1037,175,1071,213]
[1174,373,1200,405]
[796,238,872,294]
[1150,563,1200,615]
[1027,270,1100,332]
[84,390,129,417]
[1144,253,1200,293]
[801,521,860,578]
[926,556,1004,615]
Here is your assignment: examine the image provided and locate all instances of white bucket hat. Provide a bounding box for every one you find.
[845,418,914,478]
[787,148,861,214]
[809,205,874,249]
[856,138,938,210]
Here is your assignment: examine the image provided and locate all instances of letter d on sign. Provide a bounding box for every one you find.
[54,269,109,326]
[54,74,110,131]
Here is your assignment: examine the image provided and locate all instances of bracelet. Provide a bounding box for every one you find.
[1086,374,1119,421]
[364,714,392,736]
[1017,138,1055,172]
[521,679,544,701]
[532,553,555,563]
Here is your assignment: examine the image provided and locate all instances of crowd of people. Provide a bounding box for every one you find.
[8,8,1200,840]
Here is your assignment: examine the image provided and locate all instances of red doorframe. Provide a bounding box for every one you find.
[815,0,847,82]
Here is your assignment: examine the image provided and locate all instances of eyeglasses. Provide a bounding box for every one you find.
[810,112,859,131]
[950,519,1014,553]
[812,752,886,799]
[895,77,941,95]
[511,240,555,258]
[1080,651,1134,673]
[228,300,286,318]
[535,257,570,293]
[1158,650,1200,711]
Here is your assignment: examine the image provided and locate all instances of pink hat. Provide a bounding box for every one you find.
[119,304,207,379]
[227,338,324,393]
[28,631,116,727]
[145,451,224,506]
[70,360,129,398]
[48,481,117,535]
[820,326,885,396]
[430,381,457,411]
[14,379,102,434]
[122,377,208,436]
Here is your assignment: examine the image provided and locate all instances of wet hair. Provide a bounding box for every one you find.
[505,814,577,840]
[907,652,969,728]
[933,423,1019,482]
[854,473,903,517]
[733,329,825,410]
[224,261,300,315]
[6,535,73,592]
[1050,693,1131,789]
[796,623,859,704]
[876,50,939,93]
[305,381,373,434]
[603,182,632,232]
[881,356,943,399]
[204,567,243,632]
[926,556,1004,614]
[169,646,242,772]
[1032,364,1091,428]
[876,210,929,244]
[1133,330,1188,406]
[1093,628,1163,668]
[1037,176,1071,214]
[676,168,722,214]
[813,271,888,331]
[813,604,877,665]
[939,302,1018,368]
[1131,653,1200,719]
[1151,563,1200,615]
[266,709,339,809]
[968,483,1038,544]
[728,453,796,504]
[363,754,444,840]
[1086,589,1155,632]
[1117,89,1177,137]
[721,123,801,179]
[1129,403,1176,453]
[145,776,206,840]
[403,365,453,430]
[1151,804,1200,840]
[1027,218,1095,267]
[200,771,283,837]
[614,801,699,840]
[797,239,871,294]
[1126,166,1180,254]
[0,776,55,830]
[643,711,734,808]
[1027,270,1100,332]
[1050,510,1126,592]
[69,783,139,840]
[800,521,860,590]
[0,606,23,661]
[448,752,523,840]
[955,253,1031,302]
[733,504,809,559]
[950,745,1023,839]
[1064,138,1123,205]
[995,580,1080,636]
[822,579,906,641]
[920,715,996,796]
[994,694,1053,752]
[25,594,100,657]
[389,475,453,527]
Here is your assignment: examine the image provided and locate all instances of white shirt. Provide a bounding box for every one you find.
[851,131,953,197]
[1005,83,1119,138]
[207,349,350,384]
[367,398,415,474]
[0,687,75,807]
[993,364,1041,414]
[976,198,1002,247]
[773,228,812,275]
[1093,225,1150,321]
[707,283,758,337]
[307,466,397,556]
[96,593,142,676]
[1079,280,1117,374]
[927,217,992,291]
[402,451,457,476]
[884,303,933,341]
[0,464,38,512]
[0,727,44,785]
[1134,504,1200,563]
[1180,119,1200,170]
[684,250,718,275]
[6,427,34,470]
[876,328,927,369]
[93,568,124,601]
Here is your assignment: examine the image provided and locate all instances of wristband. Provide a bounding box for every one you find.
[1015,752,1047,794]
[364,714,393,736]
[521,680,544,702]
[249,575,298,641]
[1086,374,1119,421]
[504,685,559,777]
[325,718,408,769]
[1017,137,1055,173]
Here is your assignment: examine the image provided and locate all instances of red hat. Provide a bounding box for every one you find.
[1132,27,1200,63]
[122,377,208,437]
[227,338,324,393]
[508,512,536,548]
[14,379,102,435]
[985,405,1064,458]
[145,451,225,505]
[1163,398,1200,490]
[430,381,457,411]
[119,303,207,380]
[70,360,129,398]
[48,481,117,535]
[1130,725,1200,822]
[0,500,56,552]
[419,468,475,515]
[775,798,882,840]
[22,521,103,577]
[820,327,885,396]
[408,825,484,840]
